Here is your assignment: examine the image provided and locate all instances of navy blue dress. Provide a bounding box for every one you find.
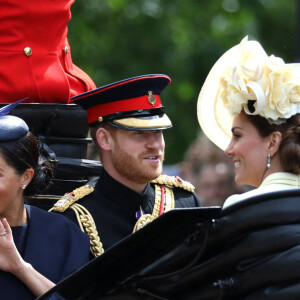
[0,205,90,300]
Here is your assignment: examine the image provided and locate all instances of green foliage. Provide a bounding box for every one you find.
[68,0,298,164]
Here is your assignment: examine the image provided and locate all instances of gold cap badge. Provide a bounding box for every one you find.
[148,91,156,106]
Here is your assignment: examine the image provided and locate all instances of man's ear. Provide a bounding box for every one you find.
[96,127,114,151]
[268,131,282,155]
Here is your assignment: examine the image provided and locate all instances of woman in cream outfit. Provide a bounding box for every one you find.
[197,36,300,208]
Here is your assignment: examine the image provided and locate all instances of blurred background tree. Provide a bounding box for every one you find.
[68,0,298,165]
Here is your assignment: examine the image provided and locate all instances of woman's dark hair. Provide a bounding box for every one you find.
[0,132,53,196]
[245,112,300,174]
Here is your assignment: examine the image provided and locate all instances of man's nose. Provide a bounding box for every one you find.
[146,133,163,148]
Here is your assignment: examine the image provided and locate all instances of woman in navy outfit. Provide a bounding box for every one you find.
[0,104,90,299]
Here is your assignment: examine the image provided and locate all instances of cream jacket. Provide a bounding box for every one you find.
[223,172,300,208]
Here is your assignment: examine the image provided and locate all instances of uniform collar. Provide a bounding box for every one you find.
[96,168,152,211]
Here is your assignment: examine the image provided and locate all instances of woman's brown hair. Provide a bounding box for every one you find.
[245,112,300,174]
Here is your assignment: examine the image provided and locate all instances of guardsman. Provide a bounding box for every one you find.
[50,74,201,257]
[0,0,96,103]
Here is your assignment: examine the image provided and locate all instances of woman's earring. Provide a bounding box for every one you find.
[22,184,26,190]
[267,154,271,168]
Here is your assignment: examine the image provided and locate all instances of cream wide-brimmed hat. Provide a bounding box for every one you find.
[197,36,300,150]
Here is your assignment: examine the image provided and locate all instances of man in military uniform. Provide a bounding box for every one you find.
[50,74,201,257]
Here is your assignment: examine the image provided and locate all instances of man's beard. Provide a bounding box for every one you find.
[111,142,164,184]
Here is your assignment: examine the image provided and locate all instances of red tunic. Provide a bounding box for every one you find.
[0,0,96,103]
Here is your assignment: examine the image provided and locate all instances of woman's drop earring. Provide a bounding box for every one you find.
[267,154,271,168]
[22,184,26,190]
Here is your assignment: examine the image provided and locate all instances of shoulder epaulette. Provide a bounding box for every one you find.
[151,175,195,193]
[49,185,94,213]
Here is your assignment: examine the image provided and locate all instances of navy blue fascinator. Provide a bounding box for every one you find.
[0,98,29,142]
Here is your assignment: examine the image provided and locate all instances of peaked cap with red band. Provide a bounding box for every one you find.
[71,74,173,131]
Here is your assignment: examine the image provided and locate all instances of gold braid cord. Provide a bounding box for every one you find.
[71,203,104,257]
[49,185,94,212]
[165,186,175,211]
[151,175,195,193]
[49,185,104,257]
[133,184,175,233]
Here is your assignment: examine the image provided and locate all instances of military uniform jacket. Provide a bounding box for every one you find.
[1,205,90,300]
[0,0,96,103]
[57,168,201,254]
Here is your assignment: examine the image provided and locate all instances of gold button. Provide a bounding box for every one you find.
[64,46,69,54]
[24,47,32,56]
[98,116,103,122]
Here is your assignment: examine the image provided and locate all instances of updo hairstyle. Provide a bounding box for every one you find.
[246,111,300,174]
[0,132,53,196]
